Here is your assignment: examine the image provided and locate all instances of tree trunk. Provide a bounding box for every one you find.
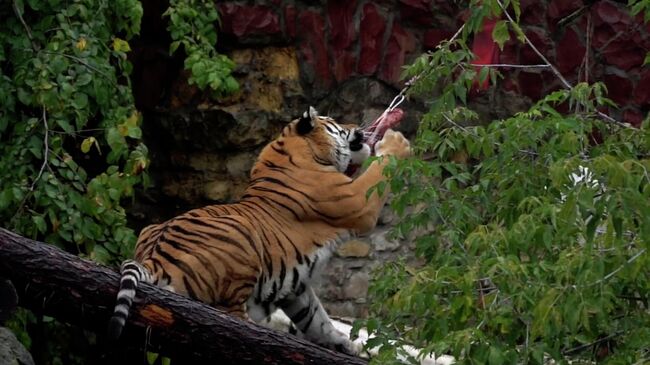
[0,228,367,365]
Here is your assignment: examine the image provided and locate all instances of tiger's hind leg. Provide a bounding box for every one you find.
[257,309,304,338]
[277,285,361,355]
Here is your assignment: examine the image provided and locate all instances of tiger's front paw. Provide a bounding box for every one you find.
[375,129,411,158]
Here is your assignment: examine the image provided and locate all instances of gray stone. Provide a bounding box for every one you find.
[345,259,367,270]
[226,152,256,179]
[336,240,371,258]
[316,283,343,301]
[360,108,383,128]
[225,113,273,148]
[343,272,370,300]
[203,180,232,201]
[0,327,34,365]
[188,153,226,173]
[377,205,397,226]
[324,301,359,318]
[370,229,400,252]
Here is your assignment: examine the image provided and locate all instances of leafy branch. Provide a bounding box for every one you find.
[12,0,36,50]
[165,0,238,97]
[362,1,650,364]
[30,107,49,192]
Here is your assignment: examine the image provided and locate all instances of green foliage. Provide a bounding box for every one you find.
[361,2,650,364]
[629,0,650,23]
[491,21,510,51]
[1,0,236,359]
[0,0,148,265]
[165,0,238,97]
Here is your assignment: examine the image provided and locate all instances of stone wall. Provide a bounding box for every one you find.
[129,0,650,318]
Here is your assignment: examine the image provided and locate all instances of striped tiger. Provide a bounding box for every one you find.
[107,106,410,355]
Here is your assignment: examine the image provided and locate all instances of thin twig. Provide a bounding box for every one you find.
[448,287,498,295]
[361,25,466,130]
[596,21,644,54]
[441,112,471,134]
[524,322,530,365]
[585,249,647,287]
[557,5,588,27]
[496,0,570,88]
[12,0,38,51]
[471,63,550,69]
[394,25,465,101]
[447,24,465,45]
[40,51,113,81]
[30,107,50,191]
[562,331,623,355]
[585,14,591,84]
[518,149,539,156]
[495,0,632,129]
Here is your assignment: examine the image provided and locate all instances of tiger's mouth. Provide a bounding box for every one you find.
[344,109,404,177]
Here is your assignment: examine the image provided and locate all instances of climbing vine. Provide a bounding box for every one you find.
[1,0,236,362]
[0,0,237,264]
[0,0,146,264]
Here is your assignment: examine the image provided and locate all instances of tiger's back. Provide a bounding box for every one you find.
[135,212,264,314]
[108,107,411,354]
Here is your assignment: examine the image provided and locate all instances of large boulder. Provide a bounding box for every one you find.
[0,327,34,365]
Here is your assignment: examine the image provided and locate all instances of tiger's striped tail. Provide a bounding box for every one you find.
[107,260,151,340]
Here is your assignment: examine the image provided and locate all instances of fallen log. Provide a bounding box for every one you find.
[0,228,367,365]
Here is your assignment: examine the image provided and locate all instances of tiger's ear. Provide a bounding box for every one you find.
[297,106,317,135]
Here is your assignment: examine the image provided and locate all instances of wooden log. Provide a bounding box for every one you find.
[0,228,367,365]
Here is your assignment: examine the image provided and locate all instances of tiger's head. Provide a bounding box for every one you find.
[292,106,371,173]
[255,107,371,175]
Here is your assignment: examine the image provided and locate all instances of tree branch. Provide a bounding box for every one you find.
[495,0,632,129]
[470,63,550,69]
[585,248,647,287]
[12,0,38,51]
[0,228,367,365]
[30,107,49,191]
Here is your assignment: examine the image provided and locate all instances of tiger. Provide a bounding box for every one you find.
[107,106,411,355]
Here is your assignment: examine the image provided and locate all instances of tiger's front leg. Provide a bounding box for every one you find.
[314,129,411,235]
[278,285,361,356]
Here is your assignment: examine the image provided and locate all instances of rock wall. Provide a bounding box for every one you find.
[129,0,650,318]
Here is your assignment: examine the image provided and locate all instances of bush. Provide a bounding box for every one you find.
[0,0,148,265]
[360,1,650,364]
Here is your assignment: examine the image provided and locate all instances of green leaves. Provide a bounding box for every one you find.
[364,12,650,363]
[491,20,510,51]
[0,0,146,268]
[165,0,238,97]
[368,106,650,364]
[71,92,88,109]
[629,0,650,23]
[112,38,131,53]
